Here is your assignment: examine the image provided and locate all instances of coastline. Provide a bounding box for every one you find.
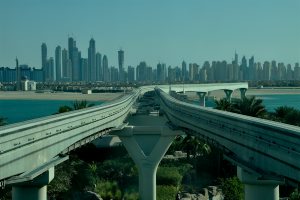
[0,91,123,101]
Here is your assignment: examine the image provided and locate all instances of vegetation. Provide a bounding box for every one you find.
[218,177,244,200]
[157,185,178,200]
[0,117,7,126]
[271,106,300,126]
[215,96,266,117]
[57,100,95,113]
[214,98,235,112]
[289,188,300,200]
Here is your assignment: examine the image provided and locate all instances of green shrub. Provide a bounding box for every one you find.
[157,185,178,200]
[123,192,139,200]
[290,189,300,200]
[219,177,244,200]
[95,181,122,200]
[157,167,182,187]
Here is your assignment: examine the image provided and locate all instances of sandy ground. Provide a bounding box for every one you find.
[186,88,300,99]
[0,91,124,101]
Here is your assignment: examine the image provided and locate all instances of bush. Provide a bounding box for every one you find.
[290,189,300,200]
[157,185,178,200]
[219,177,244,200]
[94,181,122,200]
[157,167,182,187]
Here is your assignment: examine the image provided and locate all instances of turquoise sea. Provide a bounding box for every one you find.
[205,94,300,111]
[0,100,103,125]
[0,94,299,125]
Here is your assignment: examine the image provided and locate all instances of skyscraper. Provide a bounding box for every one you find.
[62,48,71,81]
[15,58,21,90]
[157,63,166,83]
[102,55,109,82]
[45,57,54,82]
[118,49,124,82]
[41,43,47,81]
[96,52,102,81]
[81,58,88,81]
[55,46,61,81]
[181,61,187,81]
[88,38,96,82]
[128,66,135,82]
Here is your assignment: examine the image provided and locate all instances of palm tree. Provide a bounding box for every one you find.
[57,100,95,114]
[273,106,296,120]
[73,100,95,110]
[180,134,211,159]
[214,98,235,112]
[232,96,266,117]
[0,117,7,126]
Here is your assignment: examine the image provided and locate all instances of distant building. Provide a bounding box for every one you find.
[55,46,61,81]
[88,38,96,82]
[136,61,147,82]
[118,49,124,82]
[41,43,47,81]
[15,58,21,90]
[21,79,36,91]
[157,63,166,83]
[96,52,102,81]
[263,61,271,80]
[62,48,72,81]
[102,55,109,82]
[81,58,88,82]
[45,57,54,82]
[128,66,135,82]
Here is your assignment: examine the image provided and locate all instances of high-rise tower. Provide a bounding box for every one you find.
[41,43,47,81]
[55,46,61,81]
[88,38,96,82]
[96,52,102,81]
[118,49,124,82]
[102,55,108,82]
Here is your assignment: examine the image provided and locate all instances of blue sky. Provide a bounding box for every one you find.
[0,0,299,68]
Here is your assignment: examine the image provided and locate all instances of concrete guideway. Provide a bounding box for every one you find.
[0,89,140,182]
[1,82,300,200]
[156,87,300,200]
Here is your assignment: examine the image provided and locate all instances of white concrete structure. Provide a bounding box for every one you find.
[1,82,300,200]
[0,89,139,182]
[115,126,180,200]
[156,87,300,200]
[21,80,36,91]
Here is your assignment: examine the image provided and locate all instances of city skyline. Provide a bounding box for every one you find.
[0,0,300,68]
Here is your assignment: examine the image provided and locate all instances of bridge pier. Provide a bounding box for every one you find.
[115,126,180,200]
[237,167,281,200]
[196,92,207,107]
[223,89,233,102]
[12,167,54,200]
[240,88,247,99]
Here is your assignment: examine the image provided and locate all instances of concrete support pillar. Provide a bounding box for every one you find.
[240,88,247,99]
[12,167,54,200]
[116,126,179,200]
[237,167,281,200]
[196,92,207,107]
[223,89,233,102]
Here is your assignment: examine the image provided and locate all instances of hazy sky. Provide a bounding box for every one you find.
[0,0,300,68]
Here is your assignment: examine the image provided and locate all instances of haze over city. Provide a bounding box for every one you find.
[1,0,300,68]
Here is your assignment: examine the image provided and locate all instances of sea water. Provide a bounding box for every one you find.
[0,99,103,124]
[0,94,299,124]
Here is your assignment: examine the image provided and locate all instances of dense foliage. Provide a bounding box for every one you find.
[218,177,244,200]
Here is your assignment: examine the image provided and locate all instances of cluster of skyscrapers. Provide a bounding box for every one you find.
[1,38,300,84]
[41,37,124,83]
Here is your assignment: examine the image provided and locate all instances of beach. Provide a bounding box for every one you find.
[0,91,124,101]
